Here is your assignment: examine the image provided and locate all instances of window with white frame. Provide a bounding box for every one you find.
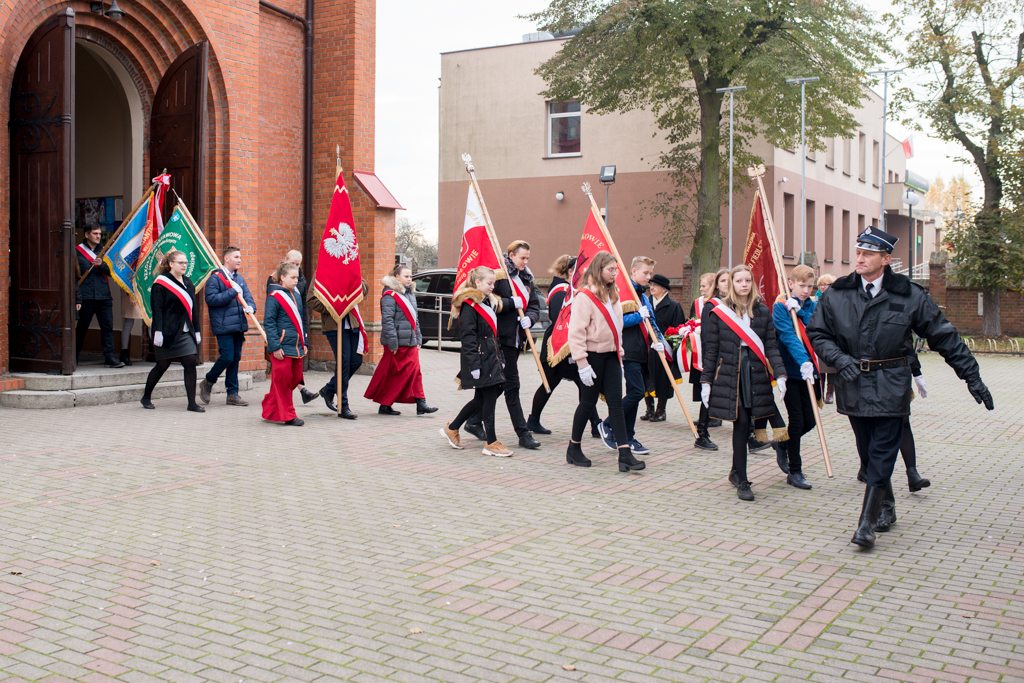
[548,101,581,156]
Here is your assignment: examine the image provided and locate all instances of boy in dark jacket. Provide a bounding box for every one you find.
[201,246,256,406]
[75,225,124,368]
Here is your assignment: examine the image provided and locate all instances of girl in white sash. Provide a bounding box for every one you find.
[689,271,720,450]
[141,250,204,412]
[700,265,787,501]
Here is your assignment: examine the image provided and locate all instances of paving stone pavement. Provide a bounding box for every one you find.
[0,350,1021,683]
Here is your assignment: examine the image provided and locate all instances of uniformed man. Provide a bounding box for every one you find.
[75,225,124,368]
[807,226,993,550]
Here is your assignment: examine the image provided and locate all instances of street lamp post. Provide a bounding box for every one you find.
[716,85,746,268]
[599,165,616,226]
[786,77,818,266]
[902,187,920,276]
[867,68,903,231]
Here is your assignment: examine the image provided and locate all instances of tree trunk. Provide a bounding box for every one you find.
[690,95,724,297]
[981,288,1001,338]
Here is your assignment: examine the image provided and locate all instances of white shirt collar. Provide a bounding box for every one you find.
[863,272,884,297]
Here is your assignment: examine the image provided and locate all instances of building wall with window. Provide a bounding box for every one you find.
[438,36,906,284]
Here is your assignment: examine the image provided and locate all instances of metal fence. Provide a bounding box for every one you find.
[416,293,452,352]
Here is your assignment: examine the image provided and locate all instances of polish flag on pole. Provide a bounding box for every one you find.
[453,182,506,299]
[902,135,914,159]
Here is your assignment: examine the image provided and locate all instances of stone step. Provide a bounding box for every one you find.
[10,363,188,391]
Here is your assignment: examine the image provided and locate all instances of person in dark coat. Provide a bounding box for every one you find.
[441,267,511,457]
[647,273,686,422]
[526,255,601,437]
[700,264,787,502]
[75,225,124,368]
[200,246,256,406]
[307,275,368,420]
[465,241,542,450]
[807,226,992,550]
[364,265,436,416]
[140,250,203,412]
[262,262,308,426]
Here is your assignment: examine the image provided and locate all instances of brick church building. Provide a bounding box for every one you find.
[1,0,396,377]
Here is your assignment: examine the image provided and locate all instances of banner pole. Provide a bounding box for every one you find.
[582,184,698,437]
[464,155,551,393]
[334,147,343,415]
[748,167,833,478]
[76,182,158,286]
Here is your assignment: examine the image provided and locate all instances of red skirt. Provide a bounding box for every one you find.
[364,345,425,405]
[262,355,304,422]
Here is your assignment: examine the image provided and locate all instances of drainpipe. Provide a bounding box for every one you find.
[258,0,314,282]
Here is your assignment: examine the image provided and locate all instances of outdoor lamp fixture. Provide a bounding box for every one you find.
[779,176,789,184]
[902,188,921,273]
[555,191,564,201]
[90,0,126,22]
[599,165,616,226]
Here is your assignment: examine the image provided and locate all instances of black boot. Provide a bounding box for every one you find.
[618,446,646,472]
[300,387,318,404]
[772,440,789,474]
[851,485,886,549]
[319,388,338,413]
[379,405,401,416]
[526,415,551,435]
[694,432,718,451]
[416,398,438,415]
[566,441,591,468]
[120,348,132,367]
[640,396,655,421]
[650,399,667,423]
[874,479,897,532]
[857,463,867,483]
[464,420,487,441]
[907,467,931,492]
[590,418,601,439]
[104,354,125,369]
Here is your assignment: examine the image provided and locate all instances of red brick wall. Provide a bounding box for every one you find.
[927,261,1023,336]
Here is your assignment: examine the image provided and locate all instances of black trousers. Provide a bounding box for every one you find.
[76,299,115,359]
[530,360,599,426]
[573,352,628,448]
[451,385,501,443]
[782,379,817,474]
[900,415,916,469]
[471,344,528,437]
[848,415,904,489]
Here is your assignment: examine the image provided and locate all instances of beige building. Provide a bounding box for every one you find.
[439,34,937,283]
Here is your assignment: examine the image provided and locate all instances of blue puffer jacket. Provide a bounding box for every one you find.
[773,297,817,378]
[264,284,306,358]
[205,270,256,335]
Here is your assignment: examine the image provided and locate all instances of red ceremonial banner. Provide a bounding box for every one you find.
[547,206,635,365]
[743,190,783,306]
[453,183,505,303]
[313,169,364,320]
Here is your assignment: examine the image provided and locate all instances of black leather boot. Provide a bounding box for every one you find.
[566,441,591,468]
[300,387,318,404]
[120,348,132,366]
[526,415,551,434]
[618,447,646,472]
[640,396,655,421]
[857,463,867,484]
[416,398,438,415]
[851,485,886,549]
[907,467,931,492]
[874,479,897,532]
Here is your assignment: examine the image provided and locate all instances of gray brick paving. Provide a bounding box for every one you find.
[0,351,1022,682]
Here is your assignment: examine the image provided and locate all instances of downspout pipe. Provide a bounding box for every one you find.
[258,0,314,283]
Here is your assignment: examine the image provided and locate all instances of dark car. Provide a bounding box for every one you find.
[412,268,550,348]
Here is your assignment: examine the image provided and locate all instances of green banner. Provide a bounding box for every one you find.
[133,204,218,325]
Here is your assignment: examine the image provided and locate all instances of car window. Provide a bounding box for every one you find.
[435,273,457,295]
[413,275,434,293]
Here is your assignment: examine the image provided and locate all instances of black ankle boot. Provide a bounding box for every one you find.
[851,485,886,549]
[640,397,655,421]
[694,432,718,451]
[416,398,438,415]
[649,403,667,422]
[566,442,591,467]
[300,387,317,404]
[120,349,132,366]
[618,447,646,472]
[857,464,867,484]
[527,415,551,434]
[874,479,897,532]
[907,467,931,492]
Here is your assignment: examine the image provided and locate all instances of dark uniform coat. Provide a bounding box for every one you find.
[650,294,686,398]
[453,288,505,390]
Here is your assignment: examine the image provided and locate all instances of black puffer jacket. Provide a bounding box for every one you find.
[493,257,541,349]
[453,288,505,389]
[700,301,786,422]
[807,266,979,418]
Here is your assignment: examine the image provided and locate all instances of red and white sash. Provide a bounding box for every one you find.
[710,304,773,376]
[468,301,498,337]
[794,315,819,375]
[579,288,621,358]
[547,282,569,305]
[154,275,194,322]
[269,289,305,350]
[77,243,108,282]
[509,273,529,310]
[385,290,416,330]
[348,307,368,354]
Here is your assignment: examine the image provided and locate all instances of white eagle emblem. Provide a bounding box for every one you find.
[324,222,358,263]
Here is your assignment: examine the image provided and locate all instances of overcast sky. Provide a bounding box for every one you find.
[374,0,981,241]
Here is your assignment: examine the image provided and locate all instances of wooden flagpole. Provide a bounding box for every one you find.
[746,165,833,478]
[173,190,268,345]
[463,154,551,393]
[582,183,698,437]
[76,178,161,286]
[334,146,343,415]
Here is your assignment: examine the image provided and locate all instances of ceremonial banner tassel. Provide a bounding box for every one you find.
[460,154,550,393]
[314,146,367,414]
[746,164,834,478]
[580,183,697,437]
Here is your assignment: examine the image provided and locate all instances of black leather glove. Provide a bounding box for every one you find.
[966,374,994,410]
[838,358,861,384]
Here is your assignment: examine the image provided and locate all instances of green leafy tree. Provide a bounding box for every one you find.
[527,0,885,293]
[888,0,1023,336]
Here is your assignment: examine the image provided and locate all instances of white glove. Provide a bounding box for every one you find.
[786,297,801,311]
[777,376,787,400]
[800,361,814,381]
[701,383,711,408]
[914,375,927,398]
[231,282,244,295]
[578,365,596,387]
[195,332,202,344]
[243,305,254,314]
[651,341,665,353]
[470,369,480,380]
[520,317,532,330]
[511,296,524,310]
[153,331,164,347]
[638,306,651,320]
